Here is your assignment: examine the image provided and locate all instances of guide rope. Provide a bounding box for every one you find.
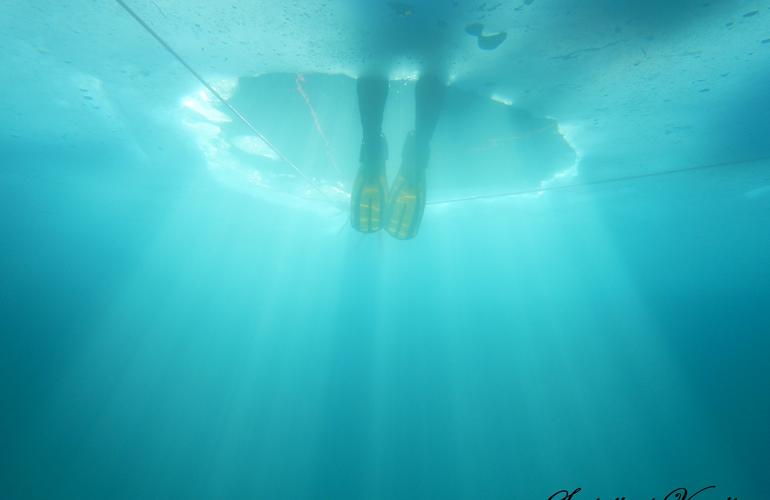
[115,0,333,202]
[429,155,770,206]
[296,74,342,176]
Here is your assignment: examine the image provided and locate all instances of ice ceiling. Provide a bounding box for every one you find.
[2,0,769,205]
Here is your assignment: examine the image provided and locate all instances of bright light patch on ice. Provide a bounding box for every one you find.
[529,122,582,197]
[536,162,580,192]
[182,120,221,139]
[490,94,513,106]
[182,96,230,123]
[208,78,239,101]
[231,135,279,161]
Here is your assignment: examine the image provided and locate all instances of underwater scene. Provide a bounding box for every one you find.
[2,0,770,498]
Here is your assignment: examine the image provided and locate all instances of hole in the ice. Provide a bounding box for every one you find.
[180,73,578,211]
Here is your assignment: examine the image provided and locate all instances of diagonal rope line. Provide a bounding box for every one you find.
[296,74,342,176]
[429,155,770,206]
[115,0,333,202]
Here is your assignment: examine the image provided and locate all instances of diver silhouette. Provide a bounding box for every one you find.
[350,75,446,239]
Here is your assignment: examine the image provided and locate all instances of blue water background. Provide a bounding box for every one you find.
[2,1,770,498]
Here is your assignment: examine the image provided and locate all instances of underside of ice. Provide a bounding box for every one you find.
[2,0,769,206]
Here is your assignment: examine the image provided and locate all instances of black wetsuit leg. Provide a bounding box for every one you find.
[414,75,446,168]
[357,77,389,147]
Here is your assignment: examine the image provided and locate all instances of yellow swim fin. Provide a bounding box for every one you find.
[385,169,425,240]
[351,135,388,233]
[385,133,427,240]
[351,167,388,233]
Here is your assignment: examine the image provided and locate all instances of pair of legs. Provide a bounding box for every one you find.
[350,75,446,239]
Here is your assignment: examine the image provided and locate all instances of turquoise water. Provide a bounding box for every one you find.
[2,1,770,499]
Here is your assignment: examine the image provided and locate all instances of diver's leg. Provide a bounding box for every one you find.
[384,75,446,239]
[414,74,447,169]
[358,76,388,147]
[351,76,390,233]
